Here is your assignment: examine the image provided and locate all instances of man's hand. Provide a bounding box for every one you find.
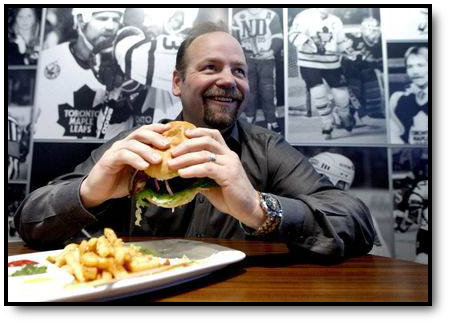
[80,124,170,208]
[168,128,266,229]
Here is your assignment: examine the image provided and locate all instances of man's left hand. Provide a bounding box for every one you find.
[168,127,265,229]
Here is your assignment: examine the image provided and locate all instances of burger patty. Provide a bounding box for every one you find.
[132,171,213,196]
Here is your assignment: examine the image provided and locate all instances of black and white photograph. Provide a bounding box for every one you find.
[232,8,285,135]
[287,8,386,144]
[7,7,42,66]
[391,148,428,264]
[32,8,228,140]
[381,8,428,41]
[296,146,393,257]
[388,42,428,145]
[8,69,35,181]
[7,184,27,242]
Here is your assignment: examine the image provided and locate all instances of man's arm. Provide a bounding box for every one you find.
[14,124,170,248]
[265,135,375,262]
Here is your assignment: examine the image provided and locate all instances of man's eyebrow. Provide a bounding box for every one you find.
[197,57,247,67]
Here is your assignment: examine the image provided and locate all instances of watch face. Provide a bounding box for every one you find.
[265,194,279,210]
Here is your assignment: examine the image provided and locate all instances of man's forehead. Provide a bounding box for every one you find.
[188,32,246,62]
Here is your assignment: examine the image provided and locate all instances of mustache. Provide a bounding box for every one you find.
[203,87,244,101]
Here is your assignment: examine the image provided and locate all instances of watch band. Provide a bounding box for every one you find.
[251,192,282,237]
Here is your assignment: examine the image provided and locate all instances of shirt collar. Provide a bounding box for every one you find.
[172,112,241,156]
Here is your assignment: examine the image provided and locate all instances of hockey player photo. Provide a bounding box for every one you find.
[232,8,284,134]
[33,8,135,140]
[299,146,393,258]
[388,43,428,145]
[8,69,35,181]
[287,8,387,144]
[391,148,428,264]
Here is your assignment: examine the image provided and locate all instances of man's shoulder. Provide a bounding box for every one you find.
[237,119,284,144]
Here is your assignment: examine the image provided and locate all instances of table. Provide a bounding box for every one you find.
[8,237,429,303]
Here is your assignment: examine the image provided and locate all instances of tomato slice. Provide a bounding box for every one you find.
[8,260,39,267]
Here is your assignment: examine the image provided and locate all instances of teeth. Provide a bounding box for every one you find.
[212,97,233,102]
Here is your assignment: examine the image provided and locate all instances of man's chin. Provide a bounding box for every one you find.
[204,113,236,129]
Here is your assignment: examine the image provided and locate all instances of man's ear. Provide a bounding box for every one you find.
[172,70,182,97]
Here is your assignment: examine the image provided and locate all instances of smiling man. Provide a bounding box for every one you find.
[390,46,428,144]
[16,22,375,263]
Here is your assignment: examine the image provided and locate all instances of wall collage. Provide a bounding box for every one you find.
[7,7,429,264]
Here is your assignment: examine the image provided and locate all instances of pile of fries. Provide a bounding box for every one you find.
[47,228,189,285]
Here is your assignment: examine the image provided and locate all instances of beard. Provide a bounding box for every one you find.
[91,34,116,53]
[202,86,245,129]
[203,103,238,129]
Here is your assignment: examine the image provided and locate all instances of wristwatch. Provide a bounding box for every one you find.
[252,192,282,236]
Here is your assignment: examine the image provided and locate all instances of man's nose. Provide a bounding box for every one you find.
[216,68,236,88]
[104,18,117,30]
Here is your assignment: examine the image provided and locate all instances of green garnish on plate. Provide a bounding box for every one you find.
[10,264,47,277]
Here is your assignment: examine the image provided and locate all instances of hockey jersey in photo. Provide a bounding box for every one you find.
[289,8,348,69]
[232,8,282,60]
[390,90,428,144]
[34,42,132,139]
[114,31,183,122]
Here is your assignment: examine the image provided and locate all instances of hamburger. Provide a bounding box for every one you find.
[131,121,217,225]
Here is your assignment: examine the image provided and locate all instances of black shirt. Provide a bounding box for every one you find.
[15,117,374,261]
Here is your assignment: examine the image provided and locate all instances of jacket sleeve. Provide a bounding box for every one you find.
[267,136,376,262]
[14,131,132,249]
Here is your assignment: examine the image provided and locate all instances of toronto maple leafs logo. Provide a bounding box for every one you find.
[44,61,61,80]
[57,85,103,138]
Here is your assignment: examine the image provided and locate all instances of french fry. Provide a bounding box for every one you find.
[81,251,99,267]
[128,255,164,272]
[46,255,56,264]
[87,237,98,252]
[97,256,110,270]
[63,243,79,252]
[79,240,88,255]
[96,236,113,257]
[55,251,68,267]
[101,270,113,281]
[104,228,117,244]
[66,251,85,282]
[82,266,98,281]
[49,228,191,286]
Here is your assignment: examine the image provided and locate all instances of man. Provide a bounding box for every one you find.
[390,46,428,144]
[289,8,356,140]
[341,17,384,119]
[15,23,374,262]
[232,8,282,133]
[34,8,137,140]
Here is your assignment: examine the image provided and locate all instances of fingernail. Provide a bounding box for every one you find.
[152,153,161,161]
[140,161,149,168]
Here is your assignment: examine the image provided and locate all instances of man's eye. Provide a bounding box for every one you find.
[204,65,217,71]
[235,68,246,77]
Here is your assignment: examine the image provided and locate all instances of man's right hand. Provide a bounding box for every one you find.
[80,123,170,208]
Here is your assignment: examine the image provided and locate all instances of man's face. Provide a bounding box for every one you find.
[172,32,249,129]
[84,11,122,51]
[406,54,428,88]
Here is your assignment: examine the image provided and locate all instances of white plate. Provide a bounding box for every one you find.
[7,239,246,302]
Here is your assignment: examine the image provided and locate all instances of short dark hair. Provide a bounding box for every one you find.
[175,21,229,80]
[404,46,428,63]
